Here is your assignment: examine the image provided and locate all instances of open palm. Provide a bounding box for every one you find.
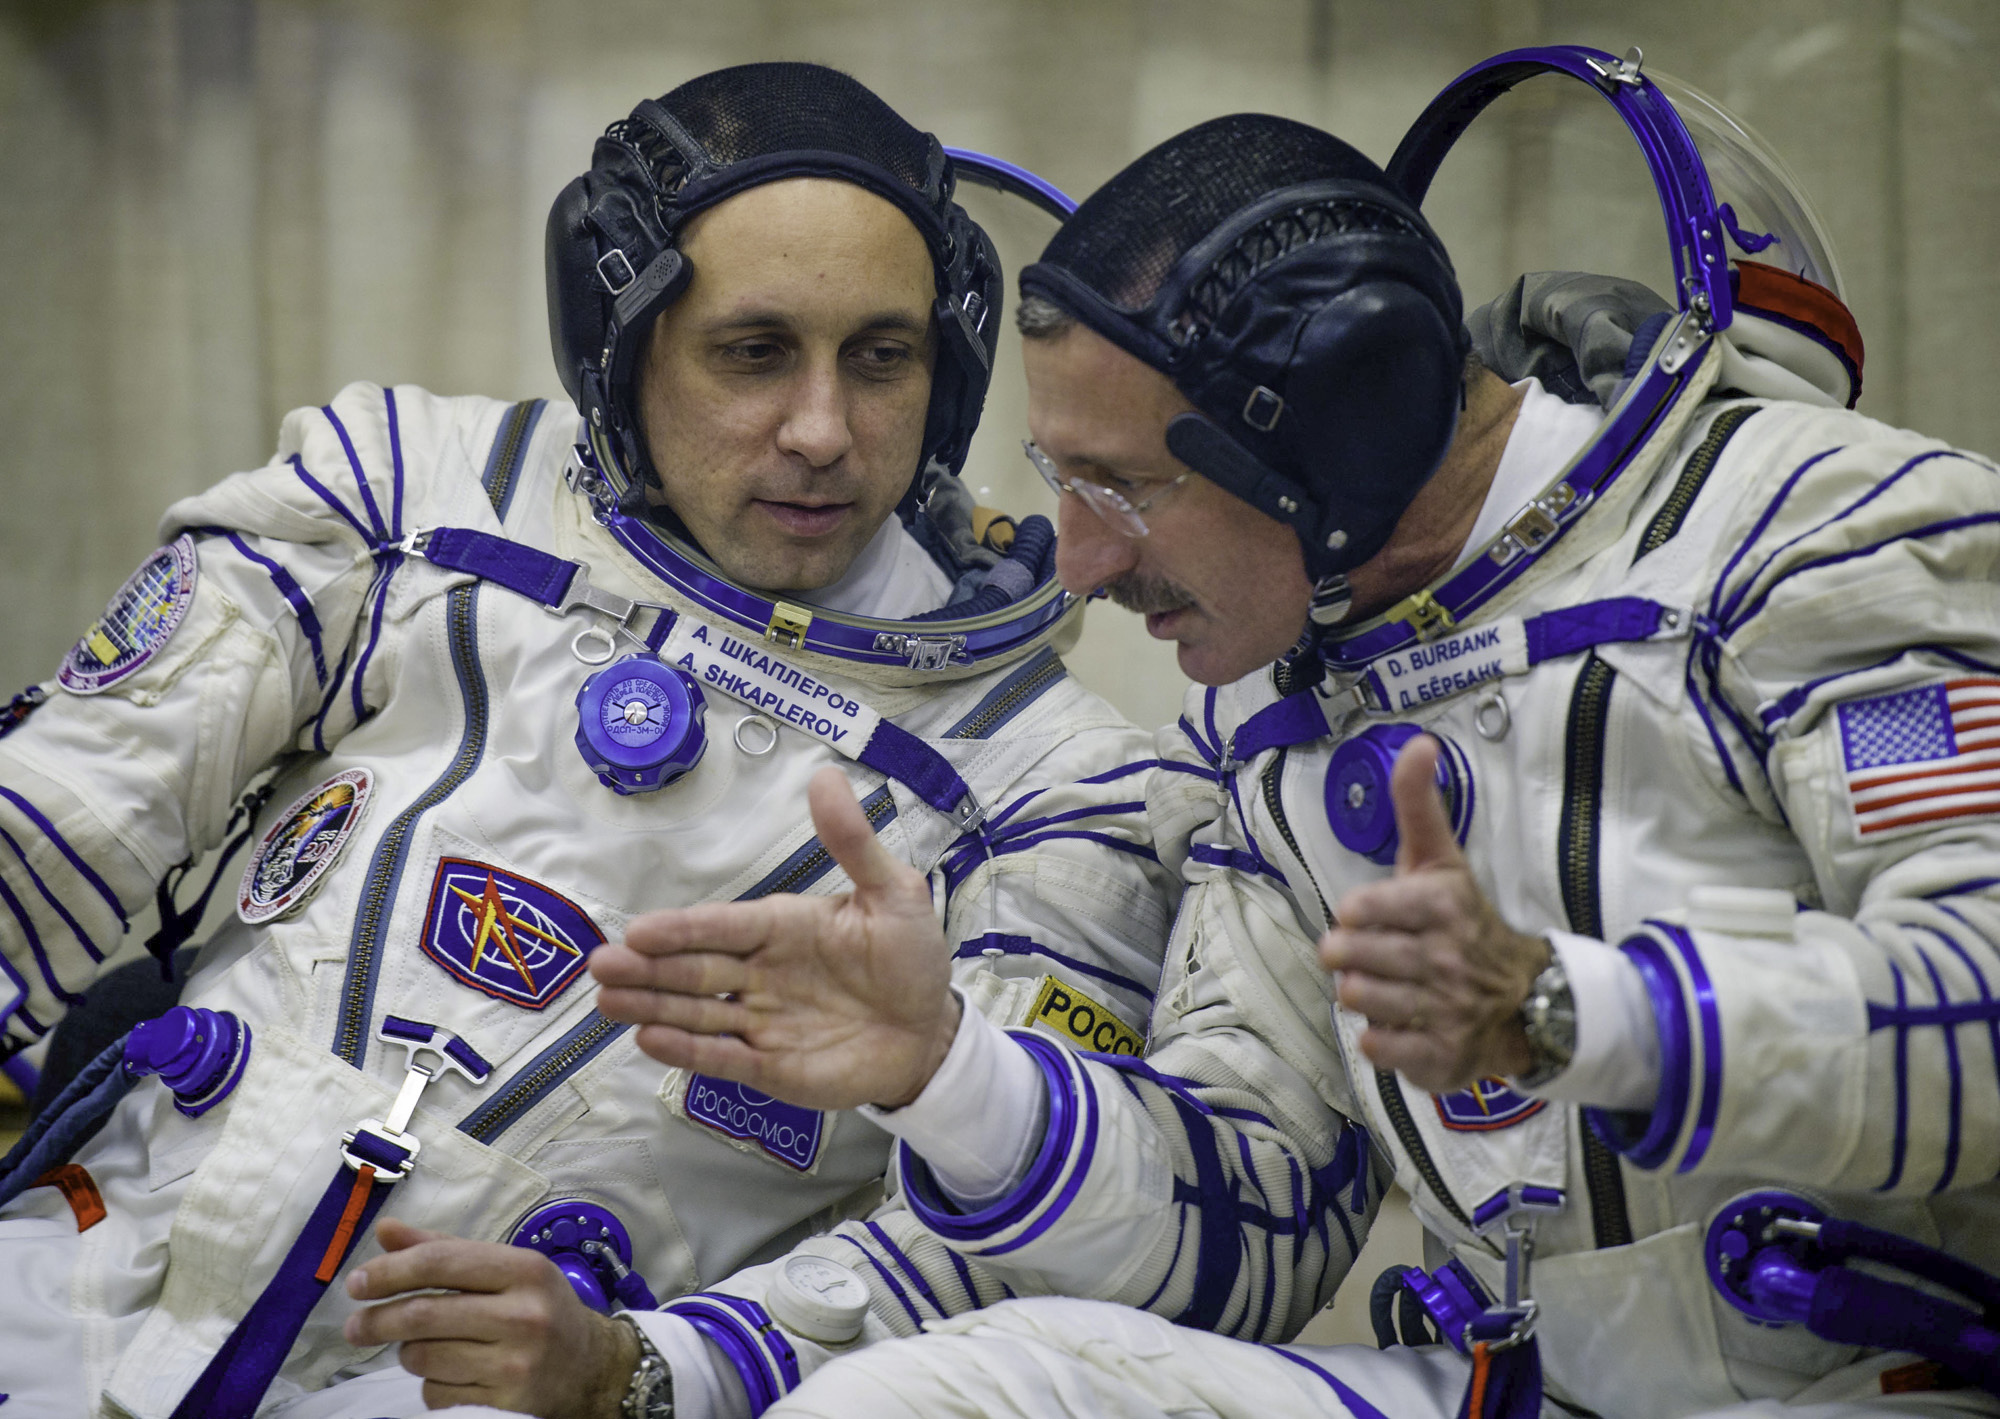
[590,767,960,1111]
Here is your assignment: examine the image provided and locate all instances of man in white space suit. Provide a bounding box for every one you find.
[590,81,2000,1419]
[0,62,1186,1419]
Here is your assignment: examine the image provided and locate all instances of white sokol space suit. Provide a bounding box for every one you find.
[0,384,1178,1416]
[750,272,2000,1419]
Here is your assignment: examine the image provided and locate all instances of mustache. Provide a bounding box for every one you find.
[1103,572,1197,616]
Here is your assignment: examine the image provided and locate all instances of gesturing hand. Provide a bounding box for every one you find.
[342,1218,635,1418]
[1318,734,1550,1093]
[590,766,961,1111]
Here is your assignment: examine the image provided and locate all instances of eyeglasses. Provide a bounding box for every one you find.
[1022,441,1191,539]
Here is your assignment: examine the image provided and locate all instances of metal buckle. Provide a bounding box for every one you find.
[1242,385,1285,432]
[394,526,435,557]
[596,248,637,294]
[1470,1183,1566,1350]
[1585,45,1644,93]
[553,571,640,629]
[872,631,969,671]
[766,601,814,651]
[1658,309,1713,373]
[1398,589,1458,641]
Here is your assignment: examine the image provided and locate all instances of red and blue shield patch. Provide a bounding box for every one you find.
[1433,1078,1547,1132]
[419,858,601,1009]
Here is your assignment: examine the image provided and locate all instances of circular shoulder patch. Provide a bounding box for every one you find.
[59,535,200,694]
[238,768,375,924]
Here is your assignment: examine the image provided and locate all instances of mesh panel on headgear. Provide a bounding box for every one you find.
[605,62,944,217]
[1042,114,1393,311]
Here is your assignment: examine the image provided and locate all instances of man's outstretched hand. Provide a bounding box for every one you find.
[591,766,960,1110]
[1319,734,1550,1093]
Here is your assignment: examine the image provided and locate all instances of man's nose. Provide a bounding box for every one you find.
[776,363,854,469]
[1055,496,1138,596]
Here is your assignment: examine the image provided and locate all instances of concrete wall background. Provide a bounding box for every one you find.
[3,0,1996,733]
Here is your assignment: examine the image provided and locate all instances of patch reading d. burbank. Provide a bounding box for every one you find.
[1028,975,1143,1057]
[1433,1078,1546,1132]
[59,536,199,694]
[419,858,601,1009]
[238,769,373,924]
[683,1075,824,1171]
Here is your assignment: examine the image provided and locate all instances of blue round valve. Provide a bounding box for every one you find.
[1325,724,1475,865]
[574,655,707,795]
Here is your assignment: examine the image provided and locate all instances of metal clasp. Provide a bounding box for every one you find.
[766,601,813,651]
[1471,1183,1565,1350]
[872,631,970,671]
[1586,45,1644,93]
[393,526,435,557]
[1398,589,1458,642]
[341,1021,491,1181]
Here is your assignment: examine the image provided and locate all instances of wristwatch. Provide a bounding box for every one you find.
[1514,947,1576,1089]
[618,1315,676,1419]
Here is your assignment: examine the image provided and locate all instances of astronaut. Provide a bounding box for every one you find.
[596,52,2000,1419]
[0,63,1177,1418]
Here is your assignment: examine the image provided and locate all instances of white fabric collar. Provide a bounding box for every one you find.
[1455,377,1606,570]
[799,515,954,619]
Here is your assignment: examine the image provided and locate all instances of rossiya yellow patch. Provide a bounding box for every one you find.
[1027,975,1143,1057]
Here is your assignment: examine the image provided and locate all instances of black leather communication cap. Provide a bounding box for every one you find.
[1020,114,1468,579]
[547,62,1002,516]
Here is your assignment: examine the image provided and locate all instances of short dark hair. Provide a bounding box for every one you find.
[1015,293,1076,340]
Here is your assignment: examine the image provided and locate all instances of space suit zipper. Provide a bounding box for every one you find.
[1633,404,1759,560]
[1557,654,1634,1248]
[334,584,490,1068]
[1255,731,1473,1231]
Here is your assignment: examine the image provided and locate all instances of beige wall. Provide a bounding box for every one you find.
[3,0,1996,732]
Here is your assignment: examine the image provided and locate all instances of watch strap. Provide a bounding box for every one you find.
[1514,945,1576,1089]
[618,1314,676,1419]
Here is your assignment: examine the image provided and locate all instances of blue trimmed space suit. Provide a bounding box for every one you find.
[741,277,2000,1418]
[0,384,1179,1416]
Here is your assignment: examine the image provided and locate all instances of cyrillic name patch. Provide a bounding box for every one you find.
[418,858,601,1009]
[1433,1077,1546,1132]
[59,536,199,694]
[238,768,373,924]
[1028,975,1143,1057]
[682,1075,824,1171]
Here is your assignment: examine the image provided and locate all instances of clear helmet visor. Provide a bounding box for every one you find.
[1393,48,1848,321]
[1649,67,1845,298]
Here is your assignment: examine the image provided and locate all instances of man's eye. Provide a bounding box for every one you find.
[722,341,784,363]
[851,343,915,371]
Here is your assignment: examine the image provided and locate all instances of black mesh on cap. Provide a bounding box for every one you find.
[1040,114,1394,311]
[608,62,946,219]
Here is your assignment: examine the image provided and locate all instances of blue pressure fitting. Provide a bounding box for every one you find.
[574,655,708,795]
[123,1004,253,1117]
[1325,723,1475,864]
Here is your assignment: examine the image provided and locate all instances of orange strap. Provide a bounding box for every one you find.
[1880,1359,1963,1395]
[31,1163,107,1233]
[314,1165,377,1283]
[1464,1340,1493,1419]
[1734,260,1865,377]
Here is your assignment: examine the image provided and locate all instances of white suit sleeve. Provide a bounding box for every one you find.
[0,383,429,1053]
[1582,413,2000,1193]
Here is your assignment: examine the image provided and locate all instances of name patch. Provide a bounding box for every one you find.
[1369,620,1527,713]
[59,536,200,694]
[238,768,373,924]
[684,1075,825,1171]
[1028,975,1143,1057]
[1433,1077,1547,1132]
[661,618,880,752]
[419,858,601,1009]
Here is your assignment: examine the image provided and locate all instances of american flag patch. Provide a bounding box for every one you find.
[1839,678,2000,837]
